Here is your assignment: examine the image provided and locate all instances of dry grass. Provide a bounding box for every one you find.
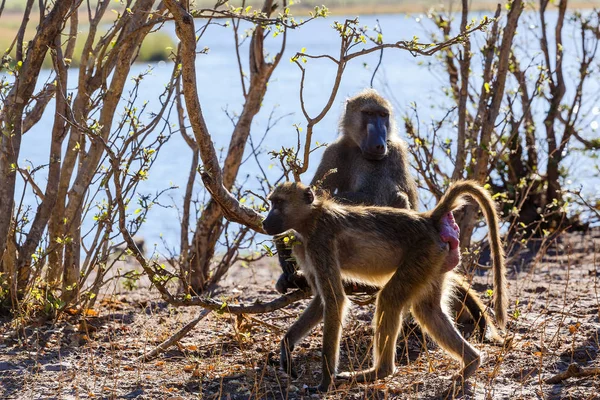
[0,10,174,68]
[1,229,600,399]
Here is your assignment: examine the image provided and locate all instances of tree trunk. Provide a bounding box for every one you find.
[46,0,110,285]
[62,209,82,305]
[0,0,75,292]
[17,34,71,293]
[188,203,223,292]
[164,0,280,294]
[459,0,523,247]
[59,0,156,304]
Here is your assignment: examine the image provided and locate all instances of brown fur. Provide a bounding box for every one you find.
[263,180,507,392]
[276,89,501,344]
[311,88,418,209]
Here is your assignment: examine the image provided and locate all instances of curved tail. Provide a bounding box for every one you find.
[431,180,507,329]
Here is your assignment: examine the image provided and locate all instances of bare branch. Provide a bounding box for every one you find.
[22,84,56,133]
[451,0,471,181]
[545,363,600,384]
[164,0,266,232]
[345,17,491,61]
[15,0,35,62]
[137,309,212,362]
[474,0,523,182]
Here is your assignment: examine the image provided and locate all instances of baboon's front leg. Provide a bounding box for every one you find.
[280,295,323,378]
[314,274,347,392]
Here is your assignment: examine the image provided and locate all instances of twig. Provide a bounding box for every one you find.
[545,363,600,384]
[134,289,312,362]
[248,316,286,333]
[369,19,383,88]
[567,187,600,220]
[137,309,212,362]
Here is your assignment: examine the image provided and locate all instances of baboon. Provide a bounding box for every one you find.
[275,89,419,294]
[263,180,507,392]
[274,89,497,342]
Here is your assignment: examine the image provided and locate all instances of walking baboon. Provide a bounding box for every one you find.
[274,89,497,342]
[263,180,507,392]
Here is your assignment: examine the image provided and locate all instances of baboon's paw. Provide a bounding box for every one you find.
[288,367,298,380]
[279,361,297,379]
[275,272,294,294]
[336,371,353,380]
[280,341,298,379]
[494,331,514,348]
[336,367,393,383]
[482,325,512,346]
[279,358,297,379]
[460,354,482,380]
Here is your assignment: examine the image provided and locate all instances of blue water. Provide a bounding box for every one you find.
[14,11,600,255]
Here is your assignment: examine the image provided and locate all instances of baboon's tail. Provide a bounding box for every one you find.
[431,180,508,329]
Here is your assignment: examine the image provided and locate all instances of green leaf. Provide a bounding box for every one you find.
[484,82,491,93]
[262,244,274,257]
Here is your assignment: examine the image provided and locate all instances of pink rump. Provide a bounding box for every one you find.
[440,212,461,272]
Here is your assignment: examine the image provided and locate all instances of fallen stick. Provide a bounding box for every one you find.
[545,363,600,384]
[137,309,212,362]
[196,288,311,314]
[136,289,311,362]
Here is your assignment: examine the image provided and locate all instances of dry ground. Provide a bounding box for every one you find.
[1,230,600,399]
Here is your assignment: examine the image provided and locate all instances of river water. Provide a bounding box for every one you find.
[14,10,600,254]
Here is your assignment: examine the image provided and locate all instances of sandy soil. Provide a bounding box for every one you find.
[1,230,600,399]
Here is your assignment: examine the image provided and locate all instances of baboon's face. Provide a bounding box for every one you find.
[345,93,392,161]
[360,103,390,160]
[263,183,314,235]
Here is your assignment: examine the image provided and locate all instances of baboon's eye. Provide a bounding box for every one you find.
[380,111,388,118]
[363,110,374,117]
[271,199,283,209]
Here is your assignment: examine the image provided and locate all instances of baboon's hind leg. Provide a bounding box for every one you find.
[338,262,420,383]
[450,273,505,345]
[411,283,481,381]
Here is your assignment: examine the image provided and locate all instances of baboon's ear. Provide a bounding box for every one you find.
[304,187,315,204]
